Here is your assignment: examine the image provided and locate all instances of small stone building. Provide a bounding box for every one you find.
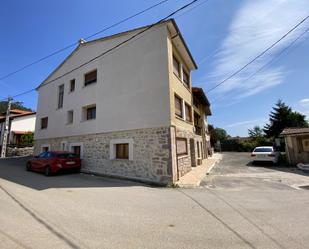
[281,128,309,165]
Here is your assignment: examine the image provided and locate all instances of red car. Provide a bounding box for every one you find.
[26,151,81,176]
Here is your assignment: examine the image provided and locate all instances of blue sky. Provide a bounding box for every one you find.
[0,0,308,136]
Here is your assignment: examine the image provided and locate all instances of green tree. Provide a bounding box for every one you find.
[264,100,308,138]
[20,132,34,145]
[0,101,33,113]
[248,126,264,139]
[209,125,229,146]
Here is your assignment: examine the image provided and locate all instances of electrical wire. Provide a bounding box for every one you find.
[0,0,170,81]
[207,14,309,93]
[210,26,309,105]
[1,0,200,102]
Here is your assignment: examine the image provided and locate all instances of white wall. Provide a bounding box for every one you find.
[35,24,171,140]
[11,115,36,132]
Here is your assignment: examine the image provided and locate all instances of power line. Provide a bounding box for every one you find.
[174,0,210,19]
[0,0,170,81]
[207,14,309,93]
[211,25,309,105]
[1,0,200,102]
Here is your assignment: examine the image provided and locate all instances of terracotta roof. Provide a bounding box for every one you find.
[281,128,309,136]
[10,109,33,114]
[0,111,36,122]
[12,131,29,135]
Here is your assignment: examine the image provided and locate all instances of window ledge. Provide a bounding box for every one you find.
[80,119,96,123]
[111,158,132,161]
[175,116,193,125]
[177,154,189,159]
[83,81,97,88]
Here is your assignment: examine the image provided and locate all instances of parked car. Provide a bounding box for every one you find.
[26,151,81,176]
[251,146,280,165]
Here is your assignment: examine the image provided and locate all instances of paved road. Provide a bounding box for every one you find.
[0,154,309,249]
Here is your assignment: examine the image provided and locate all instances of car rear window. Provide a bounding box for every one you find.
[57,153,79,159]
[254,148,273,152]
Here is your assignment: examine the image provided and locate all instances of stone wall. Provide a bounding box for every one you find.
[174,127,203,178]
[7,147,34,157]
[34,127,173,184]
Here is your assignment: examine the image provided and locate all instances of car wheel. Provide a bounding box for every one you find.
[44,166,51,176]
[26,162,32,171]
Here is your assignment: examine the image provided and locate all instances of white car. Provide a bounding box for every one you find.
[251,146,280,164]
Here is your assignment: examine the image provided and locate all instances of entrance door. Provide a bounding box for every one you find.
[190,138,196,167]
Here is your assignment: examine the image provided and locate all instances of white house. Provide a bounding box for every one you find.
[34,19,212,184]
[0,109,36,147]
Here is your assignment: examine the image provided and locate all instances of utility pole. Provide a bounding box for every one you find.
[1,97,12,158]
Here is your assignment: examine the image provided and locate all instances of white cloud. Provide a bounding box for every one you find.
[299,98,309,105]
[226,118,265,128]
[297,98,309,116]
[203,0,308,99]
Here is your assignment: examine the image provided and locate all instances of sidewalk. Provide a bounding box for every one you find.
[176,153,222,188]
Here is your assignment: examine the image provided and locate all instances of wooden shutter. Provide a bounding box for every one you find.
[173,56,180,77]
[183,70,190,88]
[185,103,192,122]
[84,70,97,85]
[116,144,129,159]
[175,95,183,118]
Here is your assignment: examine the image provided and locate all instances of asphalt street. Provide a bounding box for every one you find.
[0,153,309,249]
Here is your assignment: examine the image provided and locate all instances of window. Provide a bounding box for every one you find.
[41,144,50,153]
[116,143,129,159]
[174,95,183,118]
[69,143,83,158]
[67,110,74,124]
[173,56,180,77]
[176,138,188,156]
[82,105,96,121]
[58,84,64,109]
[110,138,133,160]
[183,70,190,88]
[185,103,192,122]
[84,70,97,86]
[86,106,96,120]
[72,146,81,158]
[61,141,67,151]
[41,117,48,129]
[70,79,75,92]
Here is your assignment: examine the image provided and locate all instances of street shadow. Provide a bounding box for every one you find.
[247,160,309,177]
[0,157,147,190]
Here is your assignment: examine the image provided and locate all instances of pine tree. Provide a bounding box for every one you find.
[264,100,308,138]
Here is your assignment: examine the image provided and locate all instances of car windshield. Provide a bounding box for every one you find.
[57,153,79,159]
[254,148,273,152]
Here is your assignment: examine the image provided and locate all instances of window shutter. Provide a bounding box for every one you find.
[85,70,97,85]
[175,95,183,118]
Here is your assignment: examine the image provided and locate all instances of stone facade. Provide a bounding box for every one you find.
[172,126,203,179]
[34,127,173,184]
